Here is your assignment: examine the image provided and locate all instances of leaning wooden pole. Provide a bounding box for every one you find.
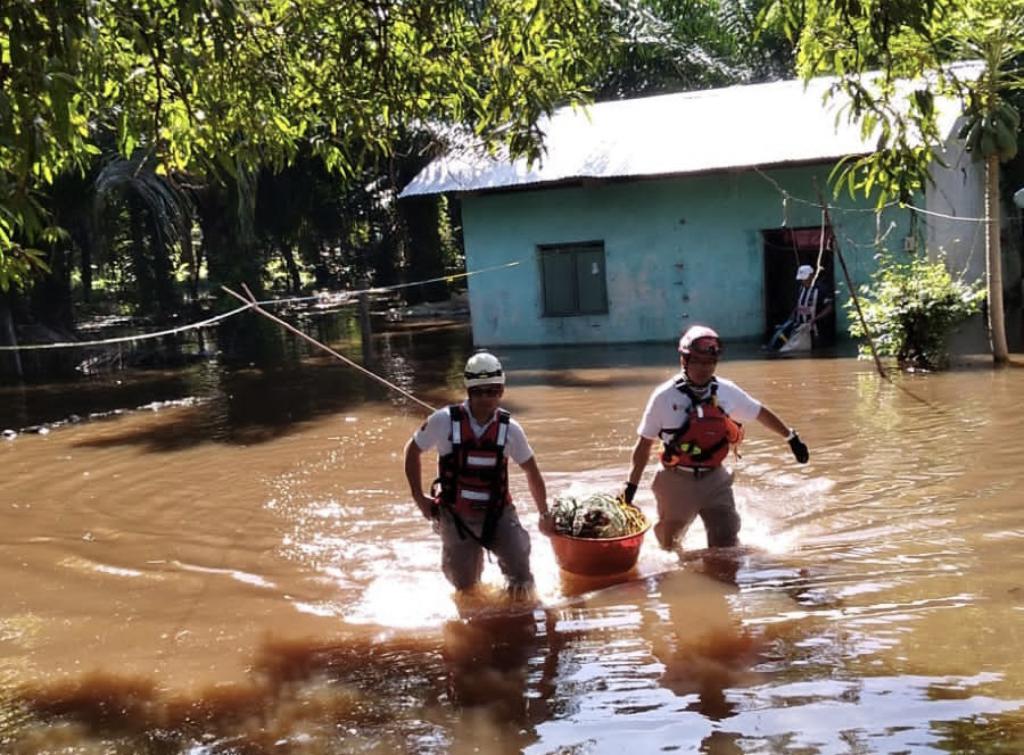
[222,284,435,414]
[814,187,889,381]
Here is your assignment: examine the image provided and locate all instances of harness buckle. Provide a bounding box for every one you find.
[676,466,712,479]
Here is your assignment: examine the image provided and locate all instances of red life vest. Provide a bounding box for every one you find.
[661,378,744,469]
[436,405,512,516]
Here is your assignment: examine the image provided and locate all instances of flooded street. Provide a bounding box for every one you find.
[2,326,1024,753]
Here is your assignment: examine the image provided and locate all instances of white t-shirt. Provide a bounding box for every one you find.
[637,375,762,442]
[413,402,534,465]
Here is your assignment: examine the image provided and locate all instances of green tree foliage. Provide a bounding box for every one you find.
[0,0,609,291]
[847,255,985,370]
[594,0,797,99]
[768,0,1024,363]
[775,0,1022,202]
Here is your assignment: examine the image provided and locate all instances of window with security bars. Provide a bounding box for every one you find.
[538,242,608,317]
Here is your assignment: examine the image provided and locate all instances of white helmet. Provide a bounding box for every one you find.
[464,351,505,388]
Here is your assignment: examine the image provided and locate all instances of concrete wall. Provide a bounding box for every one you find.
[460,164,915,347]
[926,131,987,281]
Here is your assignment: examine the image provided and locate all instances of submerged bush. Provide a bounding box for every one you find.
[847,254,985,370]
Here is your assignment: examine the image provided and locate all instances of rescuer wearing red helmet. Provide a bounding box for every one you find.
[623,325,809,550]
[403,350,553,596]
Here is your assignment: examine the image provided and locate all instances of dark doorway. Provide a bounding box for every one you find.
[762,227,837,347]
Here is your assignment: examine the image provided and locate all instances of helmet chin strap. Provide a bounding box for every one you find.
[681,359,714,389]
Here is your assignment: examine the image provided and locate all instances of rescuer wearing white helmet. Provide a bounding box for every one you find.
[403,350,553,596]
[623,325,809,550]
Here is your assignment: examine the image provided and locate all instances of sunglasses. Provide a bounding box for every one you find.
[686,338,722,358]
[469,386,504,397]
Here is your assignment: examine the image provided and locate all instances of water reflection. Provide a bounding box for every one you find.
[643,561,762,722]
[4,326,1024,752]
[441,612,546,752]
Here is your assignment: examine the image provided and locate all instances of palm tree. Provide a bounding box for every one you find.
[93,153,193,319]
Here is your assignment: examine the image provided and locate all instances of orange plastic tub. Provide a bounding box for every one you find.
[549,520,651,576]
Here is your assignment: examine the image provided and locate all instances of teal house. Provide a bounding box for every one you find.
[401,73,984,347]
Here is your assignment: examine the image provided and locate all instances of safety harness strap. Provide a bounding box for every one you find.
[438,405,511,544]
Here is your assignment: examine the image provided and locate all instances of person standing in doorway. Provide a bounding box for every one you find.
[622,326,810,550]
[793,264,834,346]
[404,351,554,596]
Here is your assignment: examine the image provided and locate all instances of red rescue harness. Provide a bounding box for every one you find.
[436,405,511,517]
[661,378,744,469]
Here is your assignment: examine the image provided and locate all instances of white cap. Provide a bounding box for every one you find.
[796,265,814,281]
[464,351,505,388]
[678,325,721,355]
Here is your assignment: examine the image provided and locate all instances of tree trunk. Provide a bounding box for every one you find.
[80,218,93,304]
[195,178,281,366]
[280,243,302,293]
[181,217,200,305]
[128,196,155,312]
[0,292,23,380]
[30,242,75,333]
[985,155,1009,364]
[146,210,179,319]
[358,276,374,365]
[400,195,446,304]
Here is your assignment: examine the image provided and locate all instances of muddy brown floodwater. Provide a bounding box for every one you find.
[1,327,1023,753]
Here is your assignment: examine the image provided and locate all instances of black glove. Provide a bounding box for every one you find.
[622,481,638,506]
[788,431,809,464]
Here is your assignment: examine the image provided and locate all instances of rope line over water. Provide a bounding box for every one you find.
[0,304,253,352]
[223,284,437,414]
[0,260,522,352]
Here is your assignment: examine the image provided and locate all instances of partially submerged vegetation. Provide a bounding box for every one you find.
[847,254,985,371]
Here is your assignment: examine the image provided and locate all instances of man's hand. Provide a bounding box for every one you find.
[622,482,638,507]
[538,511,555,536]
[414,493,437,520]
[787,431,809,464]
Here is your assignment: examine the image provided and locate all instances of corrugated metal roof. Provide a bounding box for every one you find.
[400,71,969,197]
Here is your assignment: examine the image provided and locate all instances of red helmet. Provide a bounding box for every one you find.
[678,325,722,357]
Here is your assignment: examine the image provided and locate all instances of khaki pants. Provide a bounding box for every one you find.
[651,465,740,549]
[437,505,533,591]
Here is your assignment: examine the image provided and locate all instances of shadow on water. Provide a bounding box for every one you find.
[0,321,474,448]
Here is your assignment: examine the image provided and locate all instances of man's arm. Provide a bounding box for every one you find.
[519,456,553,534]
[403,437,437,519]
[623,436,655,503]
[755,405,809,463]
[755,405,789,439]
[812,299,834,324]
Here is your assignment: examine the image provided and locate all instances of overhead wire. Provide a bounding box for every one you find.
[752,164,1011,284]
[0,260,523,352]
